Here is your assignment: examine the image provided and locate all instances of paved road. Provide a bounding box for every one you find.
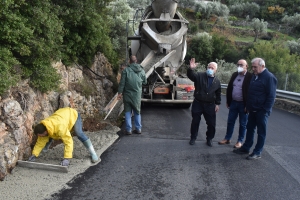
[50,96,300,200]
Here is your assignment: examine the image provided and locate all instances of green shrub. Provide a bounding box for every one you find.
[228,16,238,21]
[29,61,62,93]
[188,23,199,34]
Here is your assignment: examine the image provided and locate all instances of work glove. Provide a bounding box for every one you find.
[61,159,70,166]
[28,155,36,162]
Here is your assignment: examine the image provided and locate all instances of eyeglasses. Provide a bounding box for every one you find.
[237,64,244,67]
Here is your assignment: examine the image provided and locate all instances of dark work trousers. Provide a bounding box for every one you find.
[190,100,216,140]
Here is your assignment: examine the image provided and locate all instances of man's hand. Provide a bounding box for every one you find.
[190,58,198,69]
[215,105,219,112]
[28,155,36,162]
[61,159,70,166]
[117,93,123,100]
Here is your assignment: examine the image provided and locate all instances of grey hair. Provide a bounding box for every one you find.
[251,58,265,67]
[208,62,218,69]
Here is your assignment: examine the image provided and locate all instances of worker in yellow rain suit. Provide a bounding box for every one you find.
[28,107,98,166]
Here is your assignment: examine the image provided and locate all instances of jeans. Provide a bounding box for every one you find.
[125,110,142,132]
[73,113,89,142]
[190,100,216,140]
[242,110,270,155]
[224,101,248,142]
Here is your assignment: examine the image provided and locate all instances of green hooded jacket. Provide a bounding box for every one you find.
[118,63,147,114]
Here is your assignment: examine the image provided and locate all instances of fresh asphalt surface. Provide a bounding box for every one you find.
[50,95,300,200]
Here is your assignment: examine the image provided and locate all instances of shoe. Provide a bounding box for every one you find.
[246,153,261,160]
[233,148,249,154]
[206,139,212,147]
[218,139,230,145]
[133,130,141,134]
[125,131,132,135]
[189,139,195,145]
[234,142,242,148]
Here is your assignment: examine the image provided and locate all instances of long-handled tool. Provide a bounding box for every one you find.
[104,95,119,120]
[17,160,68,173]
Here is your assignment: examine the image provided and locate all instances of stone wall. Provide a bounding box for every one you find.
[0,53,115,181]
[274,98,300,116]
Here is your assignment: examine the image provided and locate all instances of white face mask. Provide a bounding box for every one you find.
[237,67,244,73]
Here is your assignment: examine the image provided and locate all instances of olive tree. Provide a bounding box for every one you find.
[281,14,300,34]
[195,1,229,20]
[229,2,260,19]
[250,18,268,42]
[287,39,300,55]
[177,0,196,8]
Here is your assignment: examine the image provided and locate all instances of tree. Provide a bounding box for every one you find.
[51,0,116,66]
[250,18,268,42]
[127,0,149,9]
[177,0,196,8]
[186,32,213,65]
[248,41,300,74]
[287,39,300,55]
[108,0,134,60]
[195,1,229,20]
[0,0,118,94]
[229,2,260,19]
[281,14,300,34]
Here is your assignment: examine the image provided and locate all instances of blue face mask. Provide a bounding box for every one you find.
[206,69,214,76]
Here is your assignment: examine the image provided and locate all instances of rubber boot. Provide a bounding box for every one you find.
[83,139,99,163]
[42,139,53,153]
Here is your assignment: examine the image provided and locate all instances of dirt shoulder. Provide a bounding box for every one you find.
[0,123,120,200]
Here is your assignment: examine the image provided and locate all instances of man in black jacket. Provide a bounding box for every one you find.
[218,59,253,148]
[187,58,221,147]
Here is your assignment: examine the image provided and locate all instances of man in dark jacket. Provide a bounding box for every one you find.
[233,57,277,160]
[219,59,252,148]
[118,55,147,135]
[187,58,221,147]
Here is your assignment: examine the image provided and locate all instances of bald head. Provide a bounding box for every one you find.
[236,59,248,74]
[130,55,137,64]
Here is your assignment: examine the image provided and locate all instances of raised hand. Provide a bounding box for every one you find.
[190,58,198,69]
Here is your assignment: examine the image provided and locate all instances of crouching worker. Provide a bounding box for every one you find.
[28,107,99,166]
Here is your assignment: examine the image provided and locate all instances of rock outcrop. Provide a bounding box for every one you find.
[0,53,115,181]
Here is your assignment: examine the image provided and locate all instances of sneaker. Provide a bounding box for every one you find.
[246,153,261,160]
[125,131,132,135]
[189,139,195,145]
[218,139,230,145]
[233,148,249,154]
[133,130,141,134]
[234,142,242,148]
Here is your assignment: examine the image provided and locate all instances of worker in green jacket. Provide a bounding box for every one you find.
[28,107,98,166]
[118,55,147,135]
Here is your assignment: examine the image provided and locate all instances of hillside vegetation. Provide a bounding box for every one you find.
[180,0,300,92]
[1,0,300,94]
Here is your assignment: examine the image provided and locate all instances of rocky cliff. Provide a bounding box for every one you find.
[0,52,116,181]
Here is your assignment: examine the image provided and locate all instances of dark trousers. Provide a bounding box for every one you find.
[190,100,216,140]
[242,110,269,155]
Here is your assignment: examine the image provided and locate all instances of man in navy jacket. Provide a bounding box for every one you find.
[233,57,277,160]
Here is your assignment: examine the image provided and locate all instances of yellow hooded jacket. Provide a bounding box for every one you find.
[32,107,78,158]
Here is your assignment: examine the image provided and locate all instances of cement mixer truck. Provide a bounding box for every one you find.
[127,0,194,108]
